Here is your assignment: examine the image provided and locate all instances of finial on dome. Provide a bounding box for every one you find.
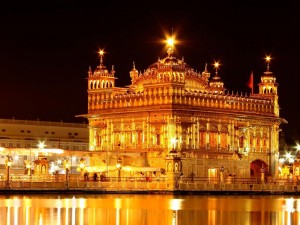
[214,61,220,75]
[133,61,136,69]
[204,63,208,72]
[99,49,105,67]
[265,55,271,71]
[166,37,175,56]
[88,65,92,76]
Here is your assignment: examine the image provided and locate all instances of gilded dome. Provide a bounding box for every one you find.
[130,51,210,92]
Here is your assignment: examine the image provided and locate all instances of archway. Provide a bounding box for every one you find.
[250,159,268,178]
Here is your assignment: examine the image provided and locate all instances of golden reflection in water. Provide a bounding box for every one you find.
[0,195,300,225]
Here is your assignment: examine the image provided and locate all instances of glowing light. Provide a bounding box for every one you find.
[37,141,46,149]
[25,162,31,169]
[171,137,178,149]
[64,160,70,169]
[99,49,104,56]
[39,214,43,225]
[285,152,292,159]
[214,61,220,68]
[167,37,175,47]
[13,155,19,161]
[279,158,285,163]
[169,199,183,210]
[284,198,295,213]
[265,55,271,62]
[78,158,85,170]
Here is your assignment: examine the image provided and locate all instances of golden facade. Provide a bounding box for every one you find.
[83,39,286,183]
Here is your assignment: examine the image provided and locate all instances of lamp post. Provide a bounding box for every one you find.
[64,159,70,189]
[78,157,85,179]
[220,165,225,183]
[5,156,12,188]
[25,161,31,175]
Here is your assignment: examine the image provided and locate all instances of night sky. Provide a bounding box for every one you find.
[0,1,299,143]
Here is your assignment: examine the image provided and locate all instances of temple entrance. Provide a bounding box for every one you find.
[250,160,268,178]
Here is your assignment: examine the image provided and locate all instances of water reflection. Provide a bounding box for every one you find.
[0,194,299,225]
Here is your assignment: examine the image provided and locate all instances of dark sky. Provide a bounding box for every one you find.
[0,1,299,143]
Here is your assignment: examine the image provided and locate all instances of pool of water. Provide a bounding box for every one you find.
[0,194,299,225]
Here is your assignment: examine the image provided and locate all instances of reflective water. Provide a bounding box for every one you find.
[0,194,299,225]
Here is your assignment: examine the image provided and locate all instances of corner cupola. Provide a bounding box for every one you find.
[258,56,278,95]
[88,49,117,90]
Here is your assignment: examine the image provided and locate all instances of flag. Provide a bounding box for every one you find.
[247,71,254,95]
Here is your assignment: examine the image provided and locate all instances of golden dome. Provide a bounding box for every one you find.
[131,52,209,92]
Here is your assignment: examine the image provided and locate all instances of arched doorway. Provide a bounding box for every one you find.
[250,159,268,178]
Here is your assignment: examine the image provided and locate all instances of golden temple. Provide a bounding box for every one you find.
[82,36,286,187]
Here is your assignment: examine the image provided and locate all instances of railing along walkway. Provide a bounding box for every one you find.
[0,175,300,193]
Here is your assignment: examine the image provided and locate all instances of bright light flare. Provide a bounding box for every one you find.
[285,152,292,159]
[214,61,220,69]
[170,137,178,148]
[166,37,175,47]
[37,141,46,149]
[265,55,271,62]
[99,49,104,56]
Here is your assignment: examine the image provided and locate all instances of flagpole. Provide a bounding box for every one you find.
[248,71,254,95]
[251,72,254,95]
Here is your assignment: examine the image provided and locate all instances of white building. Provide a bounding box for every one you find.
[0,119,89,175]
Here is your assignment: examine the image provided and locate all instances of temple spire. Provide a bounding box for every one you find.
[99,49,105,68]
[265,55,271,72]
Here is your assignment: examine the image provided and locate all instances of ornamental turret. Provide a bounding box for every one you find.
[209,61,225,94]
[130,62,139,84]
[88,50,117,90]
[257,56,279,115]
[201,63,210,84]
[258,56,278,95]
[87,50,117,112]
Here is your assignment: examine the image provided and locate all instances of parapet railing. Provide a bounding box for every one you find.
[0,175,299,192]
